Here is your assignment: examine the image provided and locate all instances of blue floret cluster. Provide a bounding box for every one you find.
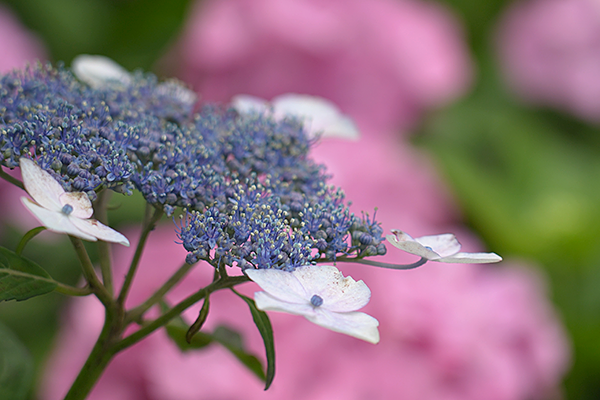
[0,62,386,270]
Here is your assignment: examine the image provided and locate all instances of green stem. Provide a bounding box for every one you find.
[62,308,120,400]
[69,236,113,307]
[54,282,93,297]
[115,275,248,353]
[94,190,114,295]
[117,204,164,307]
[0,166,24,190]
[316,255,428,270]
[126,261,195,324]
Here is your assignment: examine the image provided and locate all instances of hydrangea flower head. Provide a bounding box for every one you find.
[387,230,501,263]
[19,157,129,246]
[245,265,380,344]
[1,58,385,267]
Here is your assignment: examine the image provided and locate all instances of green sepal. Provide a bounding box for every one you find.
[232,289,275,390]
[0,246,58,302]
[0,321,34,400]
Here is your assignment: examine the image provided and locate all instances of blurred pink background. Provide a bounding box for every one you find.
[167,0,472,136]
[0,4,46,74]
[496,0,600,123]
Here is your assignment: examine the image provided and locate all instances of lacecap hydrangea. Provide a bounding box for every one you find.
[0,61,386,271]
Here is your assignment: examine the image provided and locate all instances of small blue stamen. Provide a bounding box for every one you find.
[310,294,323,307]
[61,204,74,215]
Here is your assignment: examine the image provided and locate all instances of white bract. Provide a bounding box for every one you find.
[72,54,132,88]
[386,230,502,264]
[72,55,197,105]
[19,158,130,246]
[155,80,198,106]
[245,265,379,344]
[232,93,360,140]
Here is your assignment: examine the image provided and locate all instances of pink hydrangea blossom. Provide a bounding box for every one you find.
[168,0,473,135]
[497,0,600,122]
[0,4,46,73]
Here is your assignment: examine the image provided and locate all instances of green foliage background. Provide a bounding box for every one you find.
[1,0,600,399]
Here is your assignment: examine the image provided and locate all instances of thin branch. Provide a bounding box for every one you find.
[0,166,24,190]
[93,189,114,295]
[68,236,113,307]
[117,204,164,306]
[315,255,428,270]
[125,261,195,323]
[115,275,249,353]
[54,282,93,297]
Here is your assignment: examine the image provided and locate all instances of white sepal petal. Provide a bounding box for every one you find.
[386,230,440,259]
[247,265,379,343]
[245,268,308,305]
[387,229,502,264]
[19,158,64,212]
[21,197,97,241]
[69,217,130,247]
[72,54,131,88]
[253,291,314,316]
[437,252,503,264]
[413,233,461,259]
[231,94,271,114]
[231,93,360,140]
[272,94,360,140]
[292,265,371,312]
[19,157,130,246]
[59,192,93,219]
[156,81,198,105]
[306,309,380,344]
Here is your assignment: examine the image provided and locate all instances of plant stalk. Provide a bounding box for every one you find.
[117,204,163,306]
[62,308,120,400]
[69,236,113,307]
[93,190,114,295]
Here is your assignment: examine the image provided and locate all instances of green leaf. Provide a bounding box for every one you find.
[0,246,58,302]
[0,321,34,400]
[212,326,266,382]
[163,306,266,381]
[233,290,275,390]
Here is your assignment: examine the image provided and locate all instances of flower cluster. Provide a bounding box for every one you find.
[1,60,385,269]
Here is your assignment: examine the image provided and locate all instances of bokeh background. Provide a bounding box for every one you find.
[1,0,600,399]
